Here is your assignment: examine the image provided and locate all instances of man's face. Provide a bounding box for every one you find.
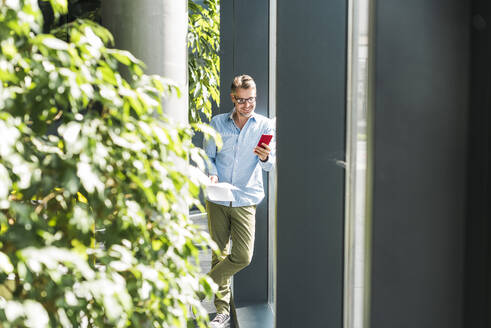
[230,87,256,118]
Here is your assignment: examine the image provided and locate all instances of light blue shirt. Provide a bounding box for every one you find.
[204,110,276,207]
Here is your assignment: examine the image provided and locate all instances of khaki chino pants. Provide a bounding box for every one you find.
[206,201,256,315]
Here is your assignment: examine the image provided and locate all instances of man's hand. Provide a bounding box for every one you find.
[254,143,271,162]
[209,175,219,183]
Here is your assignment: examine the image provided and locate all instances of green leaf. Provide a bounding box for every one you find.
[0,252,14,274]
[41,37,69,50]
[48,0,68,15]
[107,48,143,66]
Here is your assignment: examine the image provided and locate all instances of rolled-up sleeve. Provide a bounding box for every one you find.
[204,121,218,176]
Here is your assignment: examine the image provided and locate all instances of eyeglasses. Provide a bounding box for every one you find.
[234,96,256,104]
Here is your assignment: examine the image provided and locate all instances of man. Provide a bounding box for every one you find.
[204,75,275,327]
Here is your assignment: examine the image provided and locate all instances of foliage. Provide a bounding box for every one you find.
[188,0,220,123]
[41,0,221,124]
[0,0,219,327]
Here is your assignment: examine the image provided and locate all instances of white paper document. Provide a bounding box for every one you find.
[205,182,239,202]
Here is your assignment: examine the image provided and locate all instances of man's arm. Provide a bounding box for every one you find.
[254,121,276,172]
[203,121,219,180]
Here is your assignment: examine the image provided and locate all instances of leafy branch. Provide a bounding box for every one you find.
[188,0,220,123]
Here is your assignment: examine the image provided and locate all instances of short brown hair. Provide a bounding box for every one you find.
[230,75,256,93]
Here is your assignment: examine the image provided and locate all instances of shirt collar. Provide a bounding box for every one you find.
[228,109,257,122]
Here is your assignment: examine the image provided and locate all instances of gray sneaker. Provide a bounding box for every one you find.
[209,313,230,328]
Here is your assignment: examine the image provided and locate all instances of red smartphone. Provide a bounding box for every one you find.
[257,134,273,148]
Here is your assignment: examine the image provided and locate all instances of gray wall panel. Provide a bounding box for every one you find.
[220,0,270,305]
[370,1,469,327]
[219,0,234,116]
[276,1,347,327]
[464,0,491,326]
[233,0,269,304]
[233,0,269,118]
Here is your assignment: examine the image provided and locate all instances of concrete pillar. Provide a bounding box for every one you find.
[220,0,271,307]
[101,0,188,124]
